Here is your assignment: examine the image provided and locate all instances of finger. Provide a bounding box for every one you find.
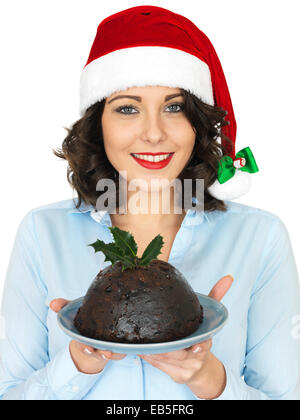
[140,355,201,383]
[86,348,110,362]
[140,354,187,367]
[139,349,188,361]
[95,350,127,360]
[189,339,212,354]
[49,298,70,313]
[97,350,112,360]
[208,275,234,302]
[82,346,102,360]
[83,347,112,361]
[80,342,126,361]
[140,350,203,366]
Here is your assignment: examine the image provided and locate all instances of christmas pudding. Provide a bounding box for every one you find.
[74,227,203,344]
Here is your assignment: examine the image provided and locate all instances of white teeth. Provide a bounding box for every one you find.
[132,153,171,162]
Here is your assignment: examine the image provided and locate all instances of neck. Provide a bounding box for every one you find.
[111,187,186,229]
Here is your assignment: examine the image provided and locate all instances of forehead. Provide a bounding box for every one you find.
[106,85,182,101]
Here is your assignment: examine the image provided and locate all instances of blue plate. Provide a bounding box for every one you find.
[57,293,228,355]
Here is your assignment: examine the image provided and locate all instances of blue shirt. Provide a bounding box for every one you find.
[0,197,300,400]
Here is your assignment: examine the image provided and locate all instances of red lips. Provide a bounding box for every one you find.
[131,153,174,169]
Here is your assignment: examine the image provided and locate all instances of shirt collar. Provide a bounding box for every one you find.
[68,197,205,226]
[68,199,95,214]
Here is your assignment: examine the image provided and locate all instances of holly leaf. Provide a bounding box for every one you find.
[108,226,138,258]
[88,238,136,271]
[88,240,124,266]
[138,234,165,267]
[88,228,164,271]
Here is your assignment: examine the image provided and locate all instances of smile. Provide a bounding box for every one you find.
[130,153,174,169]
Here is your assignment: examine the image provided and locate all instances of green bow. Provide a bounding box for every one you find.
[217,146,259,184]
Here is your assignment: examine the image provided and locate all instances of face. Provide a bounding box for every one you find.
[101,85,196,192]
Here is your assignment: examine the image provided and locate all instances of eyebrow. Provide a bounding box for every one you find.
[107,93,184,104]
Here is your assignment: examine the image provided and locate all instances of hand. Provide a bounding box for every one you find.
[50,298,127,375]
[138,274,234,400]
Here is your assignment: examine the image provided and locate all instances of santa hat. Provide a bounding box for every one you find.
[79,5,258,200]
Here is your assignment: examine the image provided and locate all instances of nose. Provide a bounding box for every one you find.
[140,111,166,145]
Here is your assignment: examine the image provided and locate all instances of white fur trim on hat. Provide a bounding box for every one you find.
[207,170,251,201]
[79,46,214,116]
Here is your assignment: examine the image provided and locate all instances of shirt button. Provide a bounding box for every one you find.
[134,357,140,365]
[71,385,80,392]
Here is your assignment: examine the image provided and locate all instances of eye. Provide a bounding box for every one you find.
[166,103,184,113]
[114,102,185,115]
[115,105,138,115]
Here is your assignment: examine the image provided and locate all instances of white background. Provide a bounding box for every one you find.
[0,0,299,303]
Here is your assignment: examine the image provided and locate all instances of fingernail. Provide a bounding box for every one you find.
[227,274,234,281]
[192,346,201,353]
[84,348,93,355]
[101,354,109,360]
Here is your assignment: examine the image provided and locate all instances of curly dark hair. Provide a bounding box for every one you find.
[52,88,233,213]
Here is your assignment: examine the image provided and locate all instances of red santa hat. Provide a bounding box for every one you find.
[79,5,259,201]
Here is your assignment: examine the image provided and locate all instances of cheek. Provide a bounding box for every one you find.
[176,130,196,156]
[102,125,131,158]
[102,111,123,151]
[169,120,195,147]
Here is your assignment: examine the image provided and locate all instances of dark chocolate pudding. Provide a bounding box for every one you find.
[74,259,203,344]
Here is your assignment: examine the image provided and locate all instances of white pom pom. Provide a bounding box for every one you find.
[207,170,251,201]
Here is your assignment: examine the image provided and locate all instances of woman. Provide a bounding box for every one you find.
[0,5,299,400]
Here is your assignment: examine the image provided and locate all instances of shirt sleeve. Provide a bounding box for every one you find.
[0,210,104,400]
[193,215,300,401]
[217,215,300,400]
